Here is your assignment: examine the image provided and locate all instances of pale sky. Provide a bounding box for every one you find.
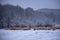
[0,0,60,10]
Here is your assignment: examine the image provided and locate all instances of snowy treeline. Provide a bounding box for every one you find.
[0,4,60,28]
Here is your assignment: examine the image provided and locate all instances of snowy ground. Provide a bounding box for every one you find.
[0,29,60,40]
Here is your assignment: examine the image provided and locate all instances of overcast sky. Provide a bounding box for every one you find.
[0,0,60,10]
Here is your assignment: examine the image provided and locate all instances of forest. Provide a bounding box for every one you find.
[0,4,60,28]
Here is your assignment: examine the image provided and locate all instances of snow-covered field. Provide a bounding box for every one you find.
[0,29,60,40]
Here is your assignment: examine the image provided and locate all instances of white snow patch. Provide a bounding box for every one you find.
[0,29,60,40]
